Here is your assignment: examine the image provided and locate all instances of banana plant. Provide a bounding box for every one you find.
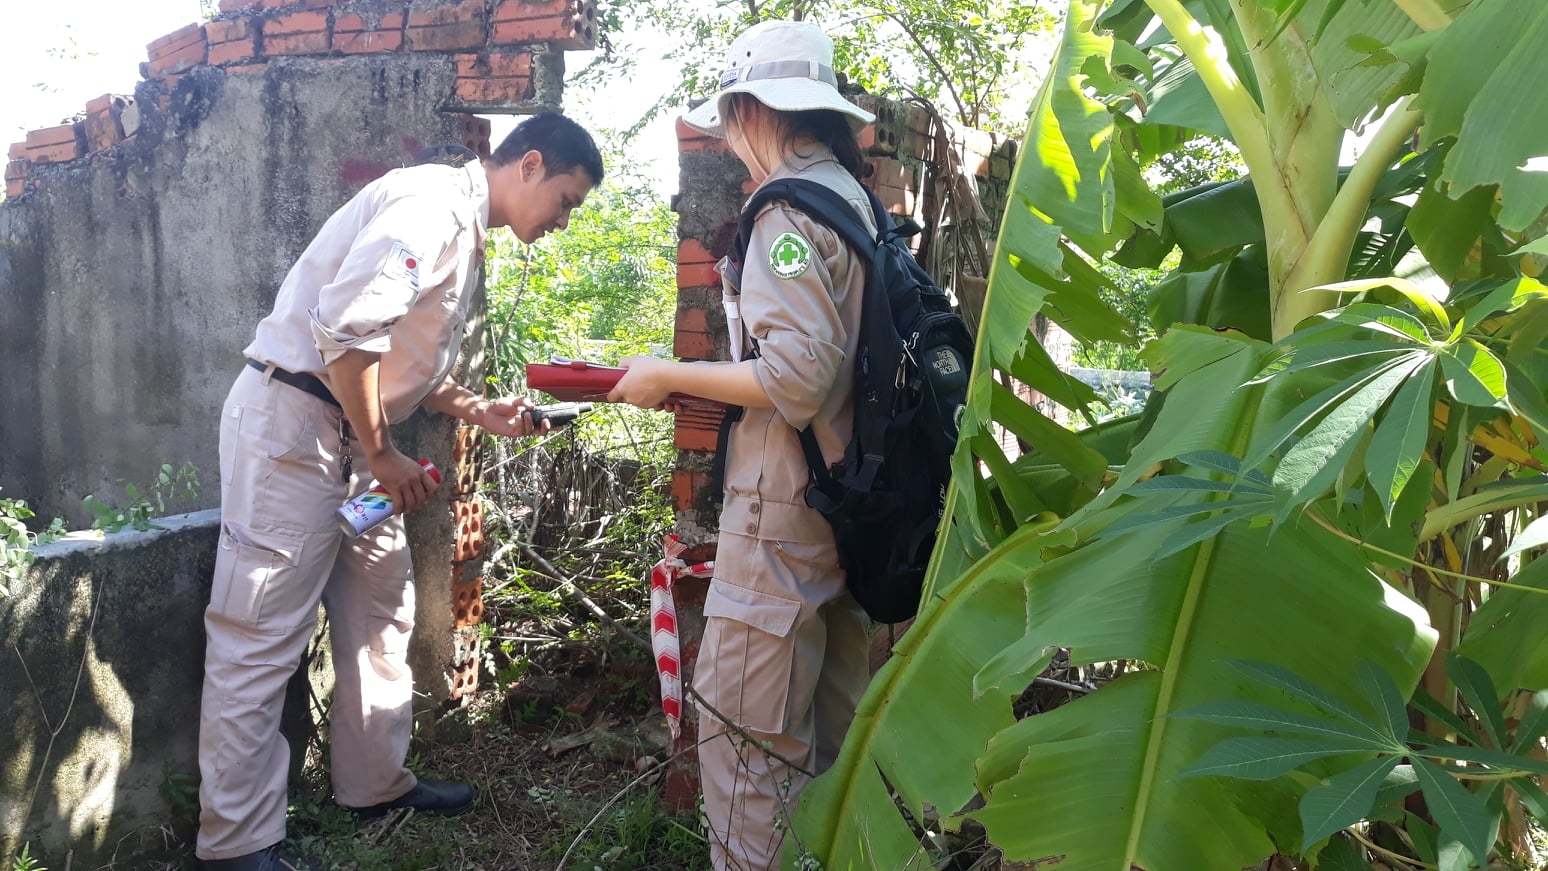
[793,0,1548,868]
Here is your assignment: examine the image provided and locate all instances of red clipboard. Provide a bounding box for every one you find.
[526,357,720,406]
[525,358,627,402]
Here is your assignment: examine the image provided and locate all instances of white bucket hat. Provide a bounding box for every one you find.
[682,20,875,139]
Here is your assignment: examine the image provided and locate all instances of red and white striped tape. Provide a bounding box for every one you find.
[649,534,713,739]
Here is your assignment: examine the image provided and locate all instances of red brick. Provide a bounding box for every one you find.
[677,258,719,290]
[677,132,728,154]
[492,14,592,49]
[265,31,331,55]
[492,0,574,21]
[674,306,717,355]
[407,22,486,51]
[4,160,27,181]
[9,141,29,161]
[256,9,331,57]
[675,421,718,452]
[5,179,23,199]
[947,146,982,176]
[28,141,82,165]
[265,9,328,34]
[27,124,79,148]
[875,183,916,217]
[454,52,532,78]
[677,238,714,264]
[148,22,203,56]
[671,470,706,512]
[452,500,485,562]
[84,100,127,153]
[336,10,406,31]
[147,40,208,76]
[218,0,262,11]
[674,329,716,360]
[677,306,710,333]
[209,37,260,65]
[453,77,534,104]
[404,1,485,50]
[204,17,254,44]
[459,114,492,157]
[675,116,712,143]
[866,157,910,188]
[407,0,484,28]
[335,30,402,53]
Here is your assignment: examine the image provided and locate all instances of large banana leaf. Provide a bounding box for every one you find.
[968,500,1436,870]
[793,322,1438,869]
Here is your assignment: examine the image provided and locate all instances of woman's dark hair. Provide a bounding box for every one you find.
[488,112,605,185]
[728,93,865,181]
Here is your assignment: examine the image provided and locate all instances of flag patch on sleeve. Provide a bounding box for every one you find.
[383,242,422,292]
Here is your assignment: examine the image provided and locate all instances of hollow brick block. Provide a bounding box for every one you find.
[452,499,485,563]
[460,114,492,158]
[491,0,596,50]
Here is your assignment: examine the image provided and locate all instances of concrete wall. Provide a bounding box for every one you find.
[0,512,232,863]
[0,49,558,526]
[0,0,597,861]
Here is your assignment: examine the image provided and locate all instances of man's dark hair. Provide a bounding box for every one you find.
[488,112,605,184]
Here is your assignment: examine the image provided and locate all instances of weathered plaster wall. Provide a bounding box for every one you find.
[0,512,230,862]
[0,0,595,862]
[0,50,557,526]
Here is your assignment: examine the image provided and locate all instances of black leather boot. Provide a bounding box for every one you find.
[344,778,476,821]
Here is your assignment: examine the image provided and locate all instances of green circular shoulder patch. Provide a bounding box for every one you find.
[768,231,812,279]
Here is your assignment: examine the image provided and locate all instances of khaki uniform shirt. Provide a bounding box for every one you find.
[719,148,876,546]
[245,161,491,422]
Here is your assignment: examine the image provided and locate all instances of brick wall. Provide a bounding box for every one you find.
[0,4,600,861]
[4,0,597,199]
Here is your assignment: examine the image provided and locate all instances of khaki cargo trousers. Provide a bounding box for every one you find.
[695,531,871,871]
[196,365,419,861]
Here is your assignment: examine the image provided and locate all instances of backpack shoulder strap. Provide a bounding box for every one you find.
[742,178,882,258]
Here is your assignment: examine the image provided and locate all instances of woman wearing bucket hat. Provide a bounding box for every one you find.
[608,18,876,871]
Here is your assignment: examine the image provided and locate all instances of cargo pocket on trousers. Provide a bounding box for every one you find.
[212,524,304,630]
[368,582,416,682]
[698,582,803,734]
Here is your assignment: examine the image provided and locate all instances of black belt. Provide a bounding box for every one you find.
[246,359,340,409]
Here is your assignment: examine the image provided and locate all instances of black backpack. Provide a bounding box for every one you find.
[728,178,975,623]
